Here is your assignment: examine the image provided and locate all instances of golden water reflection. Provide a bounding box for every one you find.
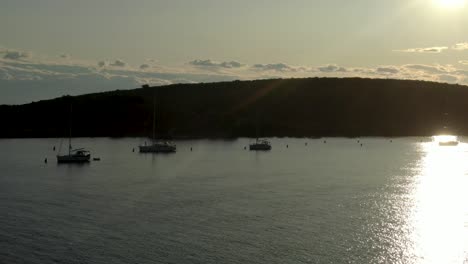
[409,138,468,263]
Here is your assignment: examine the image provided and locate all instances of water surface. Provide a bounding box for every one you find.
[1,137,467,263]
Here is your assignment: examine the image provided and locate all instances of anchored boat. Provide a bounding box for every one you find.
[57,104,91,163]
[139,92,176,153]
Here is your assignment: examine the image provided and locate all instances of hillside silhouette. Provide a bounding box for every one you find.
[1,77,467,138]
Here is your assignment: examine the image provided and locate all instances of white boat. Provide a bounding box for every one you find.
[249,139,272,151]
[437,112,459,146]
[439,141,459,146]
[57,104,91,163]
[139,141,176,153]
[57,148,91,163]
[139,93,176,153]
[249,114,271,151]
[435,134,459,147]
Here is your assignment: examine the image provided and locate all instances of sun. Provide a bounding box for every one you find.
[434,0,466,8]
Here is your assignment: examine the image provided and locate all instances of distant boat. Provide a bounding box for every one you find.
[437,111,459,147]
[439,141,459,146]
[436,134,459,147]
[249,113,271,151]
[139,93,176,153]
[57,148,91,163]
[57,104,91,163]
[249,139,272,151]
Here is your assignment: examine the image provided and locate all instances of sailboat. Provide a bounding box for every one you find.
[139,94,176,153]
[439,140,459,146]
[249,114,271,151]
[57,104,91,163]
[438,112,459,146]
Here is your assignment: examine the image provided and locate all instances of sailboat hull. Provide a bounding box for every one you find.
[139,144,176,153]
[57,154,91,163]
[249,144,272,151]
[439,141,459,146]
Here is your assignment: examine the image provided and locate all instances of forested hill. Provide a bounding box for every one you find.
[1,77,468,138]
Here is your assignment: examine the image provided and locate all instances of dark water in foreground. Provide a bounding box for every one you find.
[1,138,468,263]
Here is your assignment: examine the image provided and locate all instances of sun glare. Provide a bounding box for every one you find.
[434,0,466,8]
[408,141,468,262]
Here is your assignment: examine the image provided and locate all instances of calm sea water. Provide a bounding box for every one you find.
[1,137,468,263]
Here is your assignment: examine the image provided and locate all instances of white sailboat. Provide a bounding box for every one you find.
[249,114,271,151]
[438,112,459,146]
[437,134,459,146]
[139,94,176,153]
[249,139,272,150]
[57,104,91,163]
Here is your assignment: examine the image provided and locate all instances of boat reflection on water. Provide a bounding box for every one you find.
[407,139,468,262]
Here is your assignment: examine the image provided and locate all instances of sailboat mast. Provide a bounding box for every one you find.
[152,93,156,142]
[69,103,72,155]
[256,112,259,142]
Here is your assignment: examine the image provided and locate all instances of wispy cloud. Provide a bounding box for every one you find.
[189,59,244,69]
[394,46,448,53]
[453,42,468,51]
[318,64,347,73]
[395,42,468,53]
[438,74,459,83]
[1,50,31,60]
[252,63,299,72]
[110,59,126,67]
[459,60,468,65]
[376,67,399,74]
[139,64,150,70]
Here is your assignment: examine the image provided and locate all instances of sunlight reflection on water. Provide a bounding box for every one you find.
[408,140,468,263]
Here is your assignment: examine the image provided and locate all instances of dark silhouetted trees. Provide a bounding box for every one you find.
[1,77,467,138]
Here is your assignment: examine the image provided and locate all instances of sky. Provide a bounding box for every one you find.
[1,0,468,104]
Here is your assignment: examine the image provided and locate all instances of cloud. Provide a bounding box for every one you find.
[376,67,399,74]
[403,64,450,74]
[189,59,244,68]
[459,60,468,65]
[2,47,468,105]
[140,64,150,70]
[0,57,239,104]
[438,74,458,83]
[318,64,347,72]
[395,46,448,53]
[2,50,31,60]
[453,43,468,51]
[110,59,126,67]
[252,63,296,72]
[220,61,243,68]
